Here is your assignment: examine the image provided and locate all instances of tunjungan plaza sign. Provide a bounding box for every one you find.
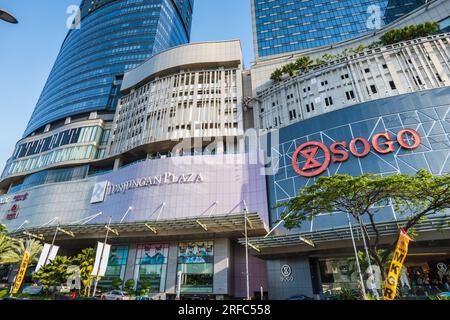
[91,172,204,204]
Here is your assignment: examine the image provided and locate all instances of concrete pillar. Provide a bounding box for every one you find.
[216,138,225,154]
[165,242,179,294]
[213,238,231,295]
[124,243,138,289]
[113,158,123,171]
[266,256,314,300]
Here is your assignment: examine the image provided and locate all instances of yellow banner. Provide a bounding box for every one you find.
[12,250,31,295]
[383,229,413,300]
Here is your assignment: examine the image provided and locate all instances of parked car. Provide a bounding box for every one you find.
[287,295,314,301]
[135,296,152,301]
[21,285,43,296]
[100,291,130,301]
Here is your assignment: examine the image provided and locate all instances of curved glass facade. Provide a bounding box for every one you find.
[252,0,426,58]
[24,0,194,137]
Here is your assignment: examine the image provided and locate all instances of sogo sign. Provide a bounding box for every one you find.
[292,129,421,177]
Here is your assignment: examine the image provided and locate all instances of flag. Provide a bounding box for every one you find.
[12,250,31,295]
[35,243,59,272]
[383,229,414,300]
[91,242,111,277]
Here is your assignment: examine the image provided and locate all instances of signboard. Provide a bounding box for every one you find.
[107,172,203,196]
[292,129,421,177]
[384,229,414,300]
[90,181,109,204]
[280,264,294,282]
[6,204,20,220]
[11,250,31,295]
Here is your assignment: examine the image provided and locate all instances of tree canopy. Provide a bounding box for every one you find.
[269,21,441,83]
[278,169,450,278]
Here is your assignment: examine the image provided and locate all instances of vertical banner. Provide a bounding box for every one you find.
[11,250,31,295]
[35,243,59,272]
[91,242,111,277]
[384,229,414,300]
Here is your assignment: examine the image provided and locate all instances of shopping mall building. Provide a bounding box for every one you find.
[1,0,450,300]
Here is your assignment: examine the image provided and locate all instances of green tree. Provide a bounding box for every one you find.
[279,170,450,281]
[33,256,74,293]
[111,277,123,290]
[321,53,336,62]
[379,22,440,45]
[295,56,314,73]
[281,62,297,77]
[124,279,136,295]
[73,248,95,296]
[270,68,283,83]
[0,234,16,264]
[380,170,450,266]
[0,239,42,265]
[352,44,366,54]
[138,278,153,296]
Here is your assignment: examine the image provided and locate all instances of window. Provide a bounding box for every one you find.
[177,241,214,294]
[345,90,355,100]
[134,244,169,293]
[98,246,129,290]
[325,97,334,106]
[364,68,370,74]
[389,81,397,90]
[368,85,378,94]
[289,109,297,120]
[341,74,349,80]
[415,76,423,86]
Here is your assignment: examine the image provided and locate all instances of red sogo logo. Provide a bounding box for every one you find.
[292,129,421,177]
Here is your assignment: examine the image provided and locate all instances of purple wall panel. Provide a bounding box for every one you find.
[91,154,269,225]
[233,243,268,298]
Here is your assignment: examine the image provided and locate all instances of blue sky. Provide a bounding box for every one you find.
[0,0,254,169]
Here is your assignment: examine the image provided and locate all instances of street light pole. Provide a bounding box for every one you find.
[356,215,379,299]
[42,225,59,270]
[346,214,367,300]
[0,9,18,24]
[243,203,250,301]
[92,216,113,297]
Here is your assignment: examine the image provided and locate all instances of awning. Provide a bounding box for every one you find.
[238,215,450,252]
[9,212,269,241]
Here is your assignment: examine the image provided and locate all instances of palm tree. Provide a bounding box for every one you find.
[380,22,441,46]
[1,239,43,264]
[321,53,336,63]
[282,63,297,77]
[295,56,313,73]
[270,68,283,83]
[0,234,16,264]
[73,248,95,296]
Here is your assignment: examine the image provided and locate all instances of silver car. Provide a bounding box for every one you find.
[100,290,130,301]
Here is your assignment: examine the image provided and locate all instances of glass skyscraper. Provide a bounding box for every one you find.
[251,0,426,59]
[24,0,194,137]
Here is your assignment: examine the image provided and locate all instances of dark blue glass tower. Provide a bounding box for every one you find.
[24,0,194,137]
[252,0,426,58]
